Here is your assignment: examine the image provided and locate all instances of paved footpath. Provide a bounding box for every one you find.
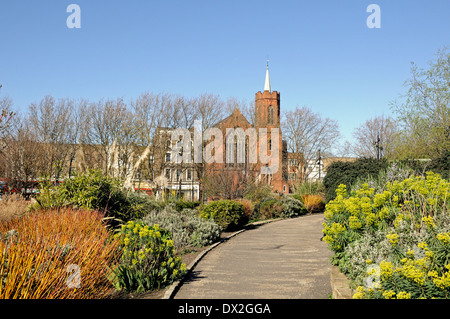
[174,213,332,299]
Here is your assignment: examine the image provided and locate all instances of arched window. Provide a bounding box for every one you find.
[268,106,274,124]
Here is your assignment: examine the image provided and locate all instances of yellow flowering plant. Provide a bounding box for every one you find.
[111,220,186,292]
[324,170,450,299]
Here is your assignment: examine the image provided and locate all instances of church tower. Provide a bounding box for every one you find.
[254,62,280,129]
[254,62,288,194]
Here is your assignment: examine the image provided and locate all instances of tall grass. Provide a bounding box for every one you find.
[0,194,30,222]
[0,208,121,299]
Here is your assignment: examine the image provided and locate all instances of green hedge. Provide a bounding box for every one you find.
[199,200,248,231]
[323,158,388,202]
[34,169,162,226]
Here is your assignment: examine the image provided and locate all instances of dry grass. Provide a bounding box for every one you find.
[0,194,30,222]
[302,194,325,213]
[0,208,121,299]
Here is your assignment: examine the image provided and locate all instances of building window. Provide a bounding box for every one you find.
[165,152,171,163]
[186,169,192,181]
[165,169,171,179]
[288,159,298,167]
[268,106,274,124]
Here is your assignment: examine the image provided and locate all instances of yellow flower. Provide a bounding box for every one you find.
[349,216,362,230]
[406,249,415,258]
[352,286,366,299]
[418,241,428,250]
[396,291,411,299]
[378,207,390,220]
[394,214,404,229]
[366,259,373,265]
[380,260,394,278]
[365,213,376,226]
[173,269,178,276]
[422,216,436,228]
[437,233,450,245]
[382,290,396,299]
[386,233,399,246]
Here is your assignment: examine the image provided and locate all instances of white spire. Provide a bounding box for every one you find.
[264,59,271,92]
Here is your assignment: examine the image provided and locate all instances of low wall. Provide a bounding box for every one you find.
[330,265,354,299]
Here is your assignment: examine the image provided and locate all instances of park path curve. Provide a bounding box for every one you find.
[173,213,332,299]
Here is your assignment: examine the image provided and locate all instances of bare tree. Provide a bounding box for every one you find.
[225,97,255,125]
[0,114,45,195]
[0,96,15,153]
[86,97,128,176]
[352,114,399,159]
[282,106,340,182]
[28,95,76,181]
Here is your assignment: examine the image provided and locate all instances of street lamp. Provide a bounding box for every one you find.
[374,132,383,160]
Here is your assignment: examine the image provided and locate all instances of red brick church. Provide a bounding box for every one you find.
[212,63,290,194]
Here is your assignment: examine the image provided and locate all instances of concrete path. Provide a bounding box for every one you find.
[174,213,332,299]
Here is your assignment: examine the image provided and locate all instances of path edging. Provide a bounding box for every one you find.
[330,265,354,299]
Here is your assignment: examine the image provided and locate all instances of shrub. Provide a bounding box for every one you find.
[258,198,284,220]
[0,194,30,222]
[165,199,201,212]
[280,196,308,218]
[295,181,325,198]
[323,158,388,202]
[34,170,162,226]
[301,194,325,213]
[323,171,450,299]
[141,207,221,251]
[236,199,254,219]
[199,200,248,231]
[429,150,450,180]
[243,183,273,203]
[111,221,186,292]
[251,196,307,220]
[0,208,121,299]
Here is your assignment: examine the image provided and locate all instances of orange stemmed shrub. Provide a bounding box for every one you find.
[0,208,121,299]
[301,194,325,213]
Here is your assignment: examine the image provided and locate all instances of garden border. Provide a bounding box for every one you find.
[330,265,354,299]
[162,218,282,299]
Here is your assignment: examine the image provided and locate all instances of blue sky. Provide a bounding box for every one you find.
[0,0,449,145]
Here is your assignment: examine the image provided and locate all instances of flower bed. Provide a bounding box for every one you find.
[323,171,450,299]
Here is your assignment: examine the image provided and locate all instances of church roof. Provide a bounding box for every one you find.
[213,108,251,129]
